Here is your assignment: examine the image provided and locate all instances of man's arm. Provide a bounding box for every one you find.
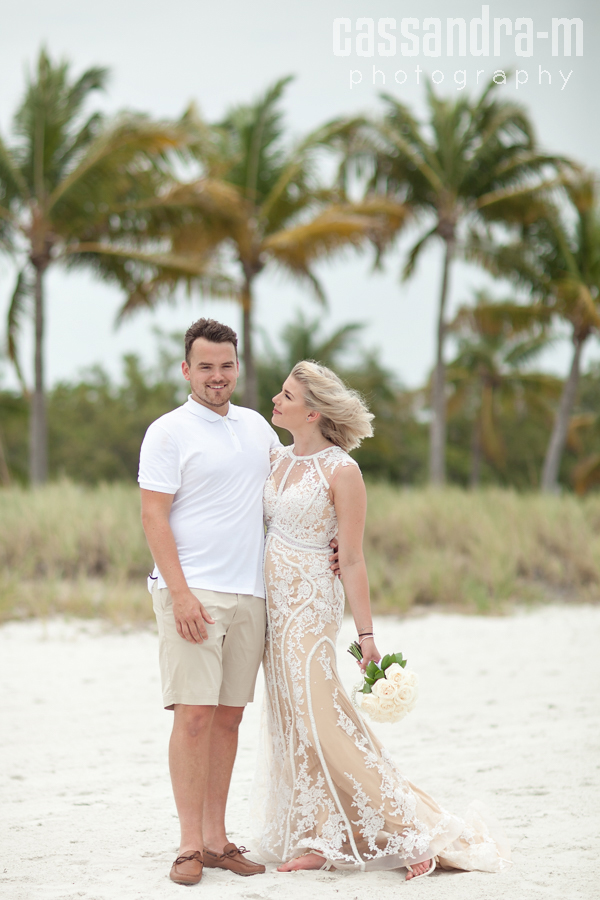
[140,489,215,643]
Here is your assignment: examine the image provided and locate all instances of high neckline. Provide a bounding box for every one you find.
[288,444,337,460]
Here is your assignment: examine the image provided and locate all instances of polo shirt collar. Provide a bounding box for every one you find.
[185,395,239,421]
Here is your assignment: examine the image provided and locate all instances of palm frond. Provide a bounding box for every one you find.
[402,225,437,280]
[503,334,553,367]
[116,268,237,321]
[68,241,236,284]
[573,453,600,496]
[46,115,189,215]
[263,204,402,272]
[65,65,109,117]
[6,269,31,394]
[0,133,29,202]
[373,116,444,197]
[259,116,364,225]
[215,75,294,205]
[566,413,596,453]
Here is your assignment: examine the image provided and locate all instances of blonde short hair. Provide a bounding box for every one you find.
[290,360,374,453]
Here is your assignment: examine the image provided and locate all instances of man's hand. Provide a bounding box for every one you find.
[172,589,215,643]
[329,537,341,578]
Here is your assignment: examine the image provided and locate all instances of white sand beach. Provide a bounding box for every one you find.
[1,605,598,900]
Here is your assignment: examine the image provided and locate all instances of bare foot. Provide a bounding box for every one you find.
[405,859,433,880]
[277,853,326,872]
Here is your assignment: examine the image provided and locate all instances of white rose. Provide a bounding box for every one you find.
[376,697,397,714]
[404,670,418,688]
[372,678,399,700]
[373,711,397,723]
[385,663,406,686]
[395,684,418,708]
[360,694,377,713]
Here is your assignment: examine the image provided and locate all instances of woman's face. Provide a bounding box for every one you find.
[272,376,313,431]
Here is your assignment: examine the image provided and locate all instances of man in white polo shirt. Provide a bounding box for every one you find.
[139,318,279,885]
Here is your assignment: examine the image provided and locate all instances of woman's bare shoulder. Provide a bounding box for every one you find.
[328,455,364,498]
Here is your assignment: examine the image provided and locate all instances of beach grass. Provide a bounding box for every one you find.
[364,484,600,613]
[1,480,599,623]
[0,481,151,624]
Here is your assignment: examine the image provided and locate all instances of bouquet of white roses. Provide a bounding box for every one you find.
[348,642,418,724]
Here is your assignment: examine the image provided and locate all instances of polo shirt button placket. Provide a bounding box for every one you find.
[223,418,242,453]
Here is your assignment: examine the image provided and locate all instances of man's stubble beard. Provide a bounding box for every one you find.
[192,385,234,410]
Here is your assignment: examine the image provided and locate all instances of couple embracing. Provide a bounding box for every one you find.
[139,318,510,886]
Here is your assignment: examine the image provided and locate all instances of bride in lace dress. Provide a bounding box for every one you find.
[252,361,511,879]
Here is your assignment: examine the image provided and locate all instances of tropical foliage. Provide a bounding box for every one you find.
[0,49,190,482]
[106,77,408,409]
[446,294,561,486]
[361,81,568,484]
[3,50,600,496]
[472,175,600,492]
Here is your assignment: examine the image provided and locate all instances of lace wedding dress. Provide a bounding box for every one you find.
[252,444,511,872]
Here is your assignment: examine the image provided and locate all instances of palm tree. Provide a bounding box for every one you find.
[471,176,600,492]
[446,294,560,486]
[366,80,566,484]
[113,78,408,409]
[0,49,190,483]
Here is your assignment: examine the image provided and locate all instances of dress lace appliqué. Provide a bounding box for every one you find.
[251,445,511,873]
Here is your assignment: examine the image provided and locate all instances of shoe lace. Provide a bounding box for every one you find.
[223,845,247,858]
[174,851,203,865]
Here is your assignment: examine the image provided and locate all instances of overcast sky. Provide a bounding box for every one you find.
[0,0,598,391]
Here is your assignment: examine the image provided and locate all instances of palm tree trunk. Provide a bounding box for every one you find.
[241,277,258,410]
[29,264,47,485]
[429,235,455,485]
[541,335,585,493]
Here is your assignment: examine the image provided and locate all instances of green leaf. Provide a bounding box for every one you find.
[373,670,385,681]
[362,683,372,694]
[7,268,31,394]
[364,676,375,685]
[380,654,393,671]
[393,652,407,667]
[365,661,379,677]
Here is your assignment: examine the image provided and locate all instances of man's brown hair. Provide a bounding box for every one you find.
[184,318,238,363]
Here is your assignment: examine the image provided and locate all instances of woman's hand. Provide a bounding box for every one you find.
[357,637,381,673]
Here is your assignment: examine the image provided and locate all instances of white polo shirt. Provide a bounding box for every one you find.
[138,396,280,598]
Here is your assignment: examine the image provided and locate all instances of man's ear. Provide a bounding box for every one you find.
[182,360,190,382]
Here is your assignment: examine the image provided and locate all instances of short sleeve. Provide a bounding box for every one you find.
[268,425,282,451]
[255,410,282,451]
[138,422,181,494]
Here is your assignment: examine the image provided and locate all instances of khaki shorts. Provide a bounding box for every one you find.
[152,585,266,709]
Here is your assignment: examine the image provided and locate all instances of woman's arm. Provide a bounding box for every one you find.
[331,465,381,671]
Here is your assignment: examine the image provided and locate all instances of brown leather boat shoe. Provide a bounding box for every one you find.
[169,850,204,885]
[203,843,265,876]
